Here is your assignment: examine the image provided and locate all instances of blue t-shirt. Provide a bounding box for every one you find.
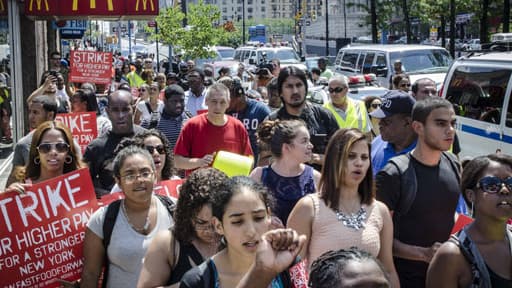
[371,135,417,175]
[228,99,270,160]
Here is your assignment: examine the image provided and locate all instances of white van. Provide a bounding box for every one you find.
[334,44,452,89]
[441,52,512,157]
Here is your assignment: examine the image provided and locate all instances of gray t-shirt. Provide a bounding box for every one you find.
[87,196,174,288]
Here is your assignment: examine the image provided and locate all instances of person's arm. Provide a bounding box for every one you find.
[393,239,442,263]
[376,201,400,288]
[137,230,178,288]
[134,105,143,125]
[249,167,263,183]
[426,241,469,288]
[286,195,314,260]
[174,154,214,170]
[312,169,321,189]
[80,228,105,288]
[27,75,56,104]
[236,229,306,288]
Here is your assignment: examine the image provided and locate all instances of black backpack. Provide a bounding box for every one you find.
[385,151,461,237]
[101,194,175,288]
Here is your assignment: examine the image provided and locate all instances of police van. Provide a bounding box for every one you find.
[441,52,512,157]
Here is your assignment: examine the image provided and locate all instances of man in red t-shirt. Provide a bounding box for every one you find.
[174,82,253,175]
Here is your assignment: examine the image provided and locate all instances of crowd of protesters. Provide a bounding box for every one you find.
[1,50,511,288]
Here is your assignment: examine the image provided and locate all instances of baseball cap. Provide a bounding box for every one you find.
[369,90,416,119]
[167,72,178,79]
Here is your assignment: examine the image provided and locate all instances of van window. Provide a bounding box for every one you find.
[363,52,375,74]
[356,52,366,72]
[389,49,451,74]
[340,51,359,72]
[445,66,512,125]
[234,50,243,61]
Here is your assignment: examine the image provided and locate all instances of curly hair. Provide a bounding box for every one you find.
[173,168,229,243]
[309,248,390,288]
[25,121,85,181]
[112,129,176,180]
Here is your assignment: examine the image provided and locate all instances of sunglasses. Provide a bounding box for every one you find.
[140,88,147,92]
[328,86,345,93]
[400,83,411,87]
[37,142,70,154]
[371,103,382,109]
[146,144,166,155]
[476,176,512,193]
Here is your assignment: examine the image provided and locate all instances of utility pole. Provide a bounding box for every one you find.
[242,0,246,44]
[325,0,329,56]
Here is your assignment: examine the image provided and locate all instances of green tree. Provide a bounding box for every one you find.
[152,0,230,59]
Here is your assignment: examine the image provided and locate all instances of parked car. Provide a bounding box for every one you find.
[462,39,481,51]
[441,51,512,157]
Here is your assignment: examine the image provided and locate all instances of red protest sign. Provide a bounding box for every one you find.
[154,179,184,199]
[69,51,112,84]
[55,112,98,154]
[0,168,98,288]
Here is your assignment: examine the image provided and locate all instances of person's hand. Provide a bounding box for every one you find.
[56,279,80,288]
[422,242,442,263]
[4,182,31,194]
[44,75,57,88]
[254,229,306,275]
[198,153,215,168]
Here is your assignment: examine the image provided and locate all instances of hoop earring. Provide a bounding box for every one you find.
[220,236,226,246]
[470,201,474,218]
[34,156,40,165]
[65,155,73,164]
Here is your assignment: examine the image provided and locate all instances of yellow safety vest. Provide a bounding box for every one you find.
[324,99,368,132]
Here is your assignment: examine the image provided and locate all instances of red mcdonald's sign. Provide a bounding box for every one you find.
[25,0,158,17]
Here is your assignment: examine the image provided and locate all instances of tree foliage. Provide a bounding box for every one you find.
[152,0,230,59]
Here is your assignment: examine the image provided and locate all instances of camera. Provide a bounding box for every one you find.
[256,62,274,77]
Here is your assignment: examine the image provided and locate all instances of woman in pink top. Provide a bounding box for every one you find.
[287,128,400,287]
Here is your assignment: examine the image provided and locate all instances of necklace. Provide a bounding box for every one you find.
[334,207,367,230]
[122,199,152,234]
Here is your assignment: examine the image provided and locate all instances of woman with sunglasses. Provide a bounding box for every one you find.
[138,168,228,288]
[392,74,411,92]
[5,121,84,193]
[427,153,512,288]
[364,96,382,138]
[134,83,163,128]
[110,129,179,194]
[81,146,174,288]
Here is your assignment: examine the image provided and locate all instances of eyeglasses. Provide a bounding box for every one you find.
[121,171,154,183]
[328,86,345,93]
[400,83,411,88]
[371,103,382,109]
[146,144,166,155]
[37,142,70,154]
[476,176,512,193]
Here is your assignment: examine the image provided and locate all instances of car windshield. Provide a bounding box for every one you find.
[218,49,234,59]
[258,49,300,63]
[390,49,452,74]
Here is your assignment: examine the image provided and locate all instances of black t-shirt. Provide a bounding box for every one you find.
[83,125,147,197]
[376,154,460,288]
[267,102,339,155]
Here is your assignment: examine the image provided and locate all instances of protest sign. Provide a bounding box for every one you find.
[97,179,183,207]
[55,112,98,154]
[0,168,98,288]
[69,51,112,84]
[154,179,183,199]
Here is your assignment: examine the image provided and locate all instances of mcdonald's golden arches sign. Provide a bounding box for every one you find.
[26,0,158,17]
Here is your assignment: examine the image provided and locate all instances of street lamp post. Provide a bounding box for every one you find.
[343,0,347,38]
[325,0,329,56]
[242,0,246,44]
